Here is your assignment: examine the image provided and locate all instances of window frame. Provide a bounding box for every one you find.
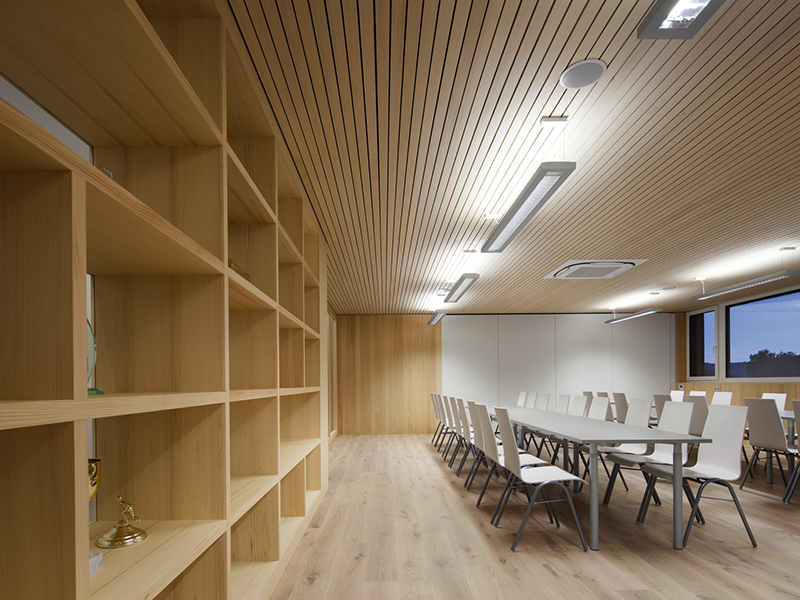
[721,285,800,382]
[686,306,718,381]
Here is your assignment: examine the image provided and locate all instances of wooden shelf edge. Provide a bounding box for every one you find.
[0,392,227,430]
[230,475,280,523]
[229,389,280,403]
[278,307,305,329]
[277,224,304,265]
[228,270,279,311]
[304,326,320,340]
[278,387,320,396]
[89,519,226,600]
[279,439,321,477]
[230,561,280,600]
[303,264,320,289]
[226,146,277,224]
[279,516,306,556]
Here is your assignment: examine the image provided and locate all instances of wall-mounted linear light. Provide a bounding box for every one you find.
[481,162,576,253]
[427,310,447,326]
[605,308,663,324]
[689,270,800,301]
[638,0,727,40]
[444,273,479,303]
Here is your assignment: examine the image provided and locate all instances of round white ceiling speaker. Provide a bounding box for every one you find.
[559,59,607,89]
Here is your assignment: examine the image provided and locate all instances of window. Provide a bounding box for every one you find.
[726,289,800,378]
[688,309,716,377]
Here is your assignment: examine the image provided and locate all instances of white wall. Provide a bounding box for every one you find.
[443,313,675,405]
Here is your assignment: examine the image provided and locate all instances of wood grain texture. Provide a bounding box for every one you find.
[280,462,305,518]
[337,315,441,434]
[230,0,800,316]
[0,172,75,400]
[152,534,227,600]
[229,310,278,390]
[231,487,279,562]
[229,396,278,477]
[274,434,800,600]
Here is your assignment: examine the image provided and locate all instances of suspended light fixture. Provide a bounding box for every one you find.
[690,270,800,301]
[427,310,447,326]
[638,0,727,40]
[481,162,576,253]
[444,273,479,303]
[605,308,664,324]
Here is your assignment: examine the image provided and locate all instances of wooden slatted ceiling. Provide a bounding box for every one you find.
[231,0,800,315]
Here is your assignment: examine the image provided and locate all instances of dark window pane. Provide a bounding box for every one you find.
[689,310,715,377]
[726,289,800,378]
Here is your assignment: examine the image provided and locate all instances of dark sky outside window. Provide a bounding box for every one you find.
[727,290,800,377]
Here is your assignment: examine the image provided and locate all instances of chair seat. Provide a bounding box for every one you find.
[580,443,648,455]
[641,462,739,482]
[498,452,548,468]
[517,464,584,486]
[608,453,667,468]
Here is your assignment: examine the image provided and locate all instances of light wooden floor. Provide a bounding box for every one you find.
[272,435,800,599]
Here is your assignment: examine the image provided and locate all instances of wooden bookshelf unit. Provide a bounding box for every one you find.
[0,1,328,599]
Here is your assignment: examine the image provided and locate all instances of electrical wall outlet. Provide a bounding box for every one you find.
[679,384,684,390]
[714,386,721,392]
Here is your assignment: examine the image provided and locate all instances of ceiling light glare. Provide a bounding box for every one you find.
[427,310,446,326]
[540,116,568,129]
[690,270,800,301]
[605,308,664,324]
[482,162,576,253]
[559,60,607,89]
[444,273,479,303]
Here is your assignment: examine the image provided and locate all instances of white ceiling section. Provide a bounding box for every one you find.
[230,0,800,315]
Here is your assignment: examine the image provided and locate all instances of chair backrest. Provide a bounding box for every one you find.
[625,398,653,427]
[583,391,594,401]
[587,396,610,420]
[653,394,671,423]
[613,393,628,423]
[650,401,694,463]
[670,390,685,402]
[693,405,748,480]
[516,391,527,407]
[476,404,500,463]
[711,391,733,405]
[448,396,461,434]
[534,393,550,410]
[762,392,788,412]
[430,393,440,423]
[467,400,483,451]
[554,394,570,413]
[745,398,790,452]
[567,395,588,417]
[689,390,707,398]
[597,391,610,398]
[495,407,522,478]
[457,398,471,441]
[685,395,709,437]
[438,394,452,427]
[524,392,537,408]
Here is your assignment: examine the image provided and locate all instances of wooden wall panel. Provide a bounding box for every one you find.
[337,315,440,434]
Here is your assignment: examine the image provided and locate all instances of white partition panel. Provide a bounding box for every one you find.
[498,315,556,406]
[555,314,614,397]
[612,313,674,399]
[442,315,499,405]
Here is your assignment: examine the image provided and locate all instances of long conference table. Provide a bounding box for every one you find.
[494,406,711,551]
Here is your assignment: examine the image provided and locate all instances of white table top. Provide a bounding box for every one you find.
[492,406,711,446]
[781,410,795,422]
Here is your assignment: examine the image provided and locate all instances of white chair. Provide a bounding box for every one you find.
[567,395,588,417]
[474,404,547,509]
[652,394,671,425]
[523,393,551,452]
[604,402,694,507]
[533,393,550,410]
[640,405,756,547]
[516,391,527,407]
[436,394,456,453]
[740,398,798,490]
[451,398,475,473]
[685,395,709,437]
[613,392,628,423]
[493,407,587,552]
[524,392,538,408]
[670,390,685,402]
[762,392,788,412]
[582,391,594,402]
[782,400,800,503]
[689,390,707,398]
[710,391,733,405]
[586,396,611,421]
[443,396,464,462]
[430,393,443,444]
[553,394,570,414]
[597,391,610,398]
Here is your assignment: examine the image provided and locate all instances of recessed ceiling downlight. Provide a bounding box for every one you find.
[559,59,607,89]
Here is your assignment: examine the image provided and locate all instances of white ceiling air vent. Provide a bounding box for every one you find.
[545,259,648,279]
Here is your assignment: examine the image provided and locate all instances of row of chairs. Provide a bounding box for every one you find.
[430,391,759,549]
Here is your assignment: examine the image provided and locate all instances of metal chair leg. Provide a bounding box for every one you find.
[431,422,441,444]
[511,484,543,551]
[493,474,515,527]
[682,480,704,524]
[603,462,620,505]
[740,448,760,489]
[476,462,496,508]
[636,474,657,524]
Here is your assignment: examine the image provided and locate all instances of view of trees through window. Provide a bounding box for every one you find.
[726,289,800,378]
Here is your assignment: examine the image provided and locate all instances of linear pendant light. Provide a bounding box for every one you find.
[427,310,447,326]
[482,162,576,253]
[689,270,800,301]
[444,273,479,303]
[605,308,663,324]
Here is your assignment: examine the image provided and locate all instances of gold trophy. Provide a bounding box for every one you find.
[88,459,101,500]
[96,496,148,549]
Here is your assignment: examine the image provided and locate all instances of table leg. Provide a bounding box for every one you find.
[673,443,683,550]
[766,450,773,484]
[573,441,581,492]
[590,443,599,551]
